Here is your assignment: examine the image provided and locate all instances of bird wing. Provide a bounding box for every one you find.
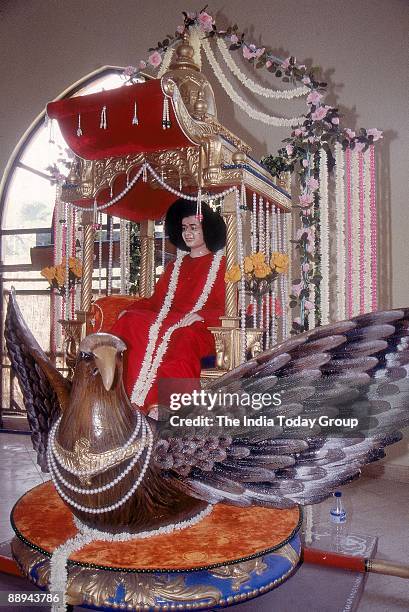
[4,290,71,471]
[153,309,409,507]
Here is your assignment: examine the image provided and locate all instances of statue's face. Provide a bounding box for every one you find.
[181,215,206,250]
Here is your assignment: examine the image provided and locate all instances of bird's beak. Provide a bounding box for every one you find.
[93,345,118,391]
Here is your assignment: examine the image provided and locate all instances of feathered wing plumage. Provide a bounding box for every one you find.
[154,309,409,508]
[4,290,70,471]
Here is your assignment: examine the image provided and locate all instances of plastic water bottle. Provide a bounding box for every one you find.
[330,491,347,551]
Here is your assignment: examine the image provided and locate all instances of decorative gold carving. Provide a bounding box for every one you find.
[206,321,263,372]
[59,319,84,378]
[147,147,200,188]
[202,115,251,155]
[164,33,218,119]
[62,154,144,202]
[54,435,144,482]
[12,536,222,609]
[11,537,50,588]
[211,557,268,591]
[271,543,299,567]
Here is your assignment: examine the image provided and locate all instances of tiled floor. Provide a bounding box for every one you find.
[0,432,408,611]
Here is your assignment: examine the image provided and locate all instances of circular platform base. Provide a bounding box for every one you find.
[11,482,302,610]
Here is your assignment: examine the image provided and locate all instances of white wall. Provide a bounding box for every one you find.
[0,0,408,464]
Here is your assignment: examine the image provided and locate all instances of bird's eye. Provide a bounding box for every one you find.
[79,351,93,361]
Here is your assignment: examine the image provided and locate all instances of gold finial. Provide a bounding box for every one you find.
[193,88,208,118]
[169,30,200,72]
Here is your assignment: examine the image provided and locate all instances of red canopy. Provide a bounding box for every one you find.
[47,79,192,160]
[47,79,199,221]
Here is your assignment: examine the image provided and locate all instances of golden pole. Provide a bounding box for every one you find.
[139,220,155,297]
[80,211,96,314]
[222,192,238,318]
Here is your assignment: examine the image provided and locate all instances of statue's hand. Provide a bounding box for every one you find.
[180,313,204,327]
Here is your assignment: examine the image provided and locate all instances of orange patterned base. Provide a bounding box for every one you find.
[11,482,301,572]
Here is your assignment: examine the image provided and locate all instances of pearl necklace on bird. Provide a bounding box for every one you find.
[131,248,224,407]
[47,413,153,514]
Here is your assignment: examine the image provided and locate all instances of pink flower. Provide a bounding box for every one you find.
[302,262,310,272]
[176,25,185,34]
[311,106,328,121]
[345,128,355,139]
[299,193,314,207]
[331,116,340,125]
[148,51,162,68]
[306,91,322,106]
[243,45,256,59]
[139,60,147,69]
[302,159,309,168]
[367,128,383,141]
[266,60,272,68]
[304,300,314,311]
[354,142,366,153]
[198,11,214,32]
[230,33,239,44]
[302,76,311,85]
[123,65,137,77]
[292,282,303,297]
[243,44,263,60]
[286,144,294,156]
[281,57,291,70]
[307,177,319,191]
[187,11,196,19]
[303,208,312,217]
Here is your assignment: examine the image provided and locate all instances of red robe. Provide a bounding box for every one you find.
[110,253,226,411]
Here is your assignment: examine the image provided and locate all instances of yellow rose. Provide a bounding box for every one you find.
[71,261,83,278]
[253,263,271,279]
[243,256,254,274]
[250,252,266,266]
[270,252,289,274]
[54,265,66,288]
[225,264,241,283]
[41,266,56,283]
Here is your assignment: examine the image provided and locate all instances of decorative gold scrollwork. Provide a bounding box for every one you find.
[211,557,268,590]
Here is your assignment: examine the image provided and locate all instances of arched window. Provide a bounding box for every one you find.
[0,68,124,423]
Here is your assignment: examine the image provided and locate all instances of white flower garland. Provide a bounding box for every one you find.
[319,148,330,325]
[363,149,372,312]
[157,46,174,79]
[131,249,224,406]
[50,504,213,612]
[351,150,360,317]
[216,37,309,99]
[191,26,203,70]
[131,250,186,405]
[202,39,304,127]
[334,143,346,321]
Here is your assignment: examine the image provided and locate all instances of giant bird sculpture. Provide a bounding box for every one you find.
[5,290,409,533]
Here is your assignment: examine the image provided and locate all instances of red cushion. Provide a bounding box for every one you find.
[88,295,142,334]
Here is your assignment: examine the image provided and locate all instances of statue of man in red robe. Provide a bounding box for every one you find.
[110,199,226,412]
